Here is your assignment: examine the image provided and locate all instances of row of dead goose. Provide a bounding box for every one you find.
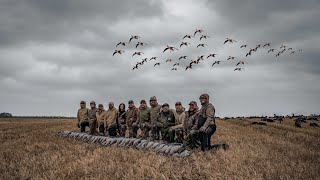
[57,131,192,157]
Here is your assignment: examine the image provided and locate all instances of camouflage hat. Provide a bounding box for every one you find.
[150,96,157,101]
[98,104,104,108]
[90,101,96,105]
[199,94,209,99]
[162,103,169,107]
[80,101,86,104]
[128,100,134,104]
[140,100,147,104]
[189,101,197,106]
[175,101,182,105]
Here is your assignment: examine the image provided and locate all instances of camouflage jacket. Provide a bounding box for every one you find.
[199,102,215,129]
[126,106,139,127]
[88,108,98,122]
[156,110,176,128]
[150,105,161,124]
[183,110,200,131]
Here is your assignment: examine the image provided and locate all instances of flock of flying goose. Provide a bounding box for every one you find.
[113,29,303,71]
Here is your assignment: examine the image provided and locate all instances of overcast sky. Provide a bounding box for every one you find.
[0,0,319,117]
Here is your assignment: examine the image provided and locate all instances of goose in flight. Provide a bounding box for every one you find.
[224,38,237,44]
[166,59,173,62]
[154,62,160,67]
[179,56,187,60]
[212,61,221,66]
[180,42,191,47]
[240,45,248,48]
[197,44,207,48]
[116,42,127,47]
[142,58,148,63]
[183,35,193,39]
[234,68,244,71]
[132,64,139,70]
[194,29,204,36]
[263,43,271,47]
[207,53,217,59]
[136,42,148,48]
[171,68,178,71]
[236,60,248,66]
[280,45,286,49]
[200,35,210,41]
[150,57,158,61]
[129,35,140,43]
[197,55,204,61]
[268,49,275,53]
[163,45,179,53]
[227,56,236,60]
[132,52,144,57]
[173,63,179,67]
[113,50,125,56]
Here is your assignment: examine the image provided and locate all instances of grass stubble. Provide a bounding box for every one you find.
[0,118,319,180]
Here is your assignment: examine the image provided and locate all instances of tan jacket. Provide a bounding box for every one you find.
[77,108,89,123]
[96,110,107,125]
[172,108,186,130]
[105,107,118,127]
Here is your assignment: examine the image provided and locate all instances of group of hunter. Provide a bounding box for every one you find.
[77,94,216,150]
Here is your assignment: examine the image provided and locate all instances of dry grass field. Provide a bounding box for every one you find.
[0,117,319,180]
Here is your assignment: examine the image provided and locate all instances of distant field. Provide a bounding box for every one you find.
[0,118,319,179]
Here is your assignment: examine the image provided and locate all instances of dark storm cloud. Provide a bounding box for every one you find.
[0,0,319,116]
[0,0,164,47]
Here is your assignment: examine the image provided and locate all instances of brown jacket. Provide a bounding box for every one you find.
[126,106,139,127]
[105,107,118,127]
[77,108,89,123]
[150,105,161,124]
[199,103,215,129]
[96,110,107,125]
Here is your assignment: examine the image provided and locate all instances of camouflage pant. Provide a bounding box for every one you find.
[162,127,175,143]
[89,120,97,135]
[127,124,139,138]
[174,128,184,143]
[184,129,200,149]
[139,122,152,138]
[150,126,160,140]
[119,124,126,137]
[151,124,174,143]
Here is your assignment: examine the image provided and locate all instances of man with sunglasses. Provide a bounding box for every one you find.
[77,101,89,133]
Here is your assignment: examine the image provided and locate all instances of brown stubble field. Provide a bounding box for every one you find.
[0,117,319,180]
